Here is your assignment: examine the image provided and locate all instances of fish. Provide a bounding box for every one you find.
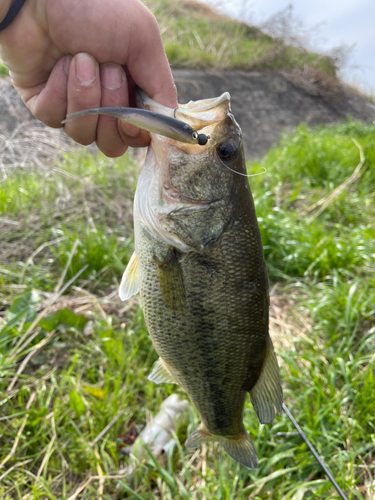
[119,90,283,469]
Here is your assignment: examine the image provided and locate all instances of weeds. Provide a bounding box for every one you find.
[251,121,375,280]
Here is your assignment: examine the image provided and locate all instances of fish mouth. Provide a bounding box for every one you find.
[135,87,232,135]
[62,90,232,146]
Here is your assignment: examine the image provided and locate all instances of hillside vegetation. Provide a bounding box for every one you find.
[0,120,374,499]
[150,0,337,77]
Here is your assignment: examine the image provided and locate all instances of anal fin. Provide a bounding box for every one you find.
[250,336,283,424]
[185,425,258,469]
[148,358,178,385]
[119,252,139,301]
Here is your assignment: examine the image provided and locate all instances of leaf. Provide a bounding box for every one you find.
[3,289,41,329]
[8,289,41,317]
[252,466,298,488]
[69,390,85,417]
[83,385,104,399]
[27,407,48,427]
[1,310,30,336]
[144,442,176,490]
[40,308,88,332]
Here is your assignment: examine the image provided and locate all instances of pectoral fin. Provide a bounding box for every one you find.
[119,252,140,301]
[249,336,283,424]
[155,249,186,312]
[148,358,178,384]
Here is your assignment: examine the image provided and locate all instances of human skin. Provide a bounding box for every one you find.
[0,0,178,157]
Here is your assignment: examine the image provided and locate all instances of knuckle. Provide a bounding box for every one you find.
[142,8,159,31]
[26,99,65,129]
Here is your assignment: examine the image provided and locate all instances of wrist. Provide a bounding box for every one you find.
[0,1,13,23]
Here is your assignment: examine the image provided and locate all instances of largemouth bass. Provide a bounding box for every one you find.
[120,91,283,469]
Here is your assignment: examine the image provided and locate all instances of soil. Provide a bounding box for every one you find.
[1,71,374,160]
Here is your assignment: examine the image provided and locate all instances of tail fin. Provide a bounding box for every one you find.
[185,425,258,469]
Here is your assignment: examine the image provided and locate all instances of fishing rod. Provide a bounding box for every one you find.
[283,403,348,500]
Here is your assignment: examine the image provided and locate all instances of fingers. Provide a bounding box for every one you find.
[95,63,128,157]
[63,55,151,153]
[95,63,148,156]
[15,55,71,128]
[16,50,157,155]
[64,53,101,145]
[96,62,150,155]
[5,0,175,157]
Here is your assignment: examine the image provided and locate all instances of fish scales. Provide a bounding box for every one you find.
[120,91,283,469]
[139,217,266,432]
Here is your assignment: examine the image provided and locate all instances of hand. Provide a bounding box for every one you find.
[0,0,177,157]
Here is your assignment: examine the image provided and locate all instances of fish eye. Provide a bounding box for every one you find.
[216,142,237,162]
[192,131,198,140]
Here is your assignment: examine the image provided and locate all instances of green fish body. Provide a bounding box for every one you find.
[120,93,283,469]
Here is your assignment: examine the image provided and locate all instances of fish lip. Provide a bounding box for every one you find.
[134,86,172,115]
[134,87,211,144]
[135,86,231,114]
[135,86,232,134]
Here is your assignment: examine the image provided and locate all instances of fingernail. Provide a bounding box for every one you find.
[101,63,125,90]
[75,53,97,86]
[63,55,72,75]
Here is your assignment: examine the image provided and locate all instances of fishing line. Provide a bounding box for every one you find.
[218,158,267,177]
[283,403,348,500]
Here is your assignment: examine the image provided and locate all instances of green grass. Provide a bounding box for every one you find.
[150,0,336,77]
[0,121,374,498]
[0,62,8,77]
[0,150,137,292]
[250,121,375,280]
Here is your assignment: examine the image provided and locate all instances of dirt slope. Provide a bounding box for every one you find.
[173,69,375,158]
[1,72,374,161]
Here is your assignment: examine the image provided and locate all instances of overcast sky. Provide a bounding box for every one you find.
[204,0,375,96]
